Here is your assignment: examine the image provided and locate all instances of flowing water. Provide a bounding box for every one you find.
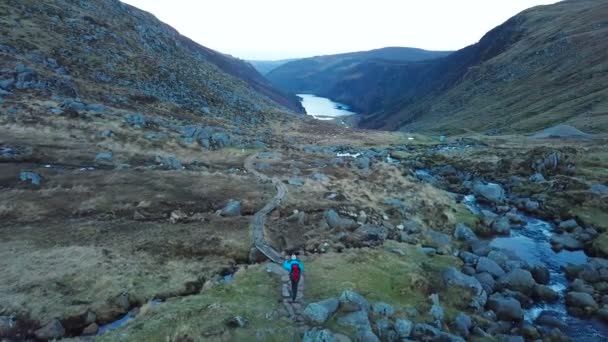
[297,94,355,121]
[463,195,608,341]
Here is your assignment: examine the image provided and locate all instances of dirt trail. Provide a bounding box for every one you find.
[245,153,306,322]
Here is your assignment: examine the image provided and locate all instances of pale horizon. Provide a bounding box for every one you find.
[121,0,561,60]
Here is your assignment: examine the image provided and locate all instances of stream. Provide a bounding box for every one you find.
[462,194,608,340]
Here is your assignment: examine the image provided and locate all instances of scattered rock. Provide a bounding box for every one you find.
[99,129,114,138]
[169,210,188,224]
[477,257,506,278]
[312,172,329,182]
[339,290,370,312]
[533,285,559,303]
[337,310,370,330]
[95,151,113,163]
[210,132,231,148]
[442,267,487,308]
[590,184,608,195]
[19,170,41,185]
[302,328,336,342]
[220,200,241,217]
[524,199,540,213]
[454,223,478,242]
[394,319,413,339]
[422,229,452,254]
[529,173,545,183]
[225,316,248,328]
[531,265,550,285]
[550,233,583,250]
[352,225,388,246]
[371,302,394,318]
[566,291,598,312]
[287,178,305,186]
[558,219,579,232]
[303,298,340,325]
[155,155,182,170]
[534,311,567,330]
[453,312,472,337]
[498,269,536,295]
[487,294,523,321]
[34,319,65,340]
[82,323,99,335]
[492,217,511,235]
[325,209,358,230]
[124,113,146,128]
[473,181,505,204]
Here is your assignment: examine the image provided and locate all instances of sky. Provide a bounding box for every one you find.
[121,0,561,60]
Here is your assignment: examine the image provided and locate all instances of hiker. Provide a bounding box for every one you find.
[283,254,304,302]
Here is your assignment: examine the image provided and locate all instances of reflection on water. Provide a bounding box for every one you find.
[297,94,355,120]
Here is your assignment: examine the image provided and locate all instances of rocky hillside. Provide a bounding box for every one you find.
[350,0,608,133]
[0,0,303,117]
[265,47,451,100]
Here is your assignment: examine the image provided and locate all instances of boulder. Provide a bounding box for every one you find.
[337,310,370,330]
[354,157,371,170]
[394,319,413,339]
[19,170,41,185]
[355,327,380,342]
[339,290,370,312]
[412,323,465,342]
[429,293,444,324]
[558,219,579,232]
[529,173,545,183]
[498,269,536,295]
[453,312,473,337]
[303,298,340,325]
[302,328,336,342]
[210,132,231,148]
[524,199,540,213]
[533,285,559,303]
[534,311,567,330]
[95,151,113,163]
[531,265,550,285]
[475,272,496,294]
[325,210,358,230]
[373,319,394,341]
[569,279,595,294]
[312,172,329,182]
[550,234,583,250]
[442,267,487,308]
[459,251,479,266]
[422,229,452,254]
[352,225,388,246]
[220,200,241,217]
[488,294,523,321]
[34,319,65,340]
[492,217,511,235]
[124,113,146,128]
[82,323,99,335]
[454,223,478,242]
[566,291,599,311]
[477,257,506,278]
[470,241,491,256]
[473,182,505,204]
[371,302,394,318]
[155,155,182,170]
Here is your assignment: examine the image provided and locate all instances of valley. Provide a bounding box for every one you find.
[1,0,608,341]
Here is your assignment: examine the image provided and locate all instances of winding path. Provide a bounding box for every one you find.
[244,153,288,264]
[245,153,306,322]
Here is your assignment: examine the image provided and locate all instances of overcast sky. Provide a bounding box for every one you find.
[121,0,560,60]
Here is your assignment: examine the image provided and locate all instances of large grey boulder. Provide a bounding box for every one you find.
[337,310,370,330]
[325,209,358,230]
[550,233,583,250]
[371,302,394,318]
[302,328,336,342]
[34,319,65,340]
[498,269,536,295]
[422,229,452,254]
[533,285,559,303]
[454,223,478,242]
[492,217,511,235]
[412,323,465,342]
[534,311,567,330]
[442,267,487,308]
[566,291,599,311]
[473,182,505,204]
[303,298,340,325]
[558,219,580,232]
[394,319,413,339]
[220,200,241,217]
[352,225,388,246]
[453,312,473,337]
[531,265,550,285]
[339,290,370,312]
[355,327,380,342]
[487,294,523,321]
[476,257,506,278]
[475,272,496,294]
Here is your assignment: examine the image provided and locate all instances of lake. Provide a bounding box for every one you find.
[297,94,355,120]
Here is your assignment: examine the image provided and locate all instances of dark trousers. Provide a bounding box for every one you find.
[291,279,299,301]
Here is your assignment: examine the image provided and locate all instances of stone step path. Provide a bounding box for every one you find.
[246,153,307,323]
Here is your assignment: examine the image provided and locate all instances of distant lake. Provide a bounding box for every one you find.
[297,94,355,120]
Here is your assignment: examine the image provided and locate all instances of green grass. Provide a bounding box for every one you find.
[572,206,608,232]
[452,204,480,228]
[98,265,297,342]
[592,233,608,257]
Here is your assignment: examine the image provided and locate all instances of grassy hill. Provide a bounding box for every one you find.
[349,0,608,133]
[265,47,451,100]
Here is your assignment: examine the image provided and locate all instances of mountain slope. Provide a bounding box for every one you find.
[0,0,303,116]
[265,47,452,99]
[248,59,297,75]
[351,0,608,133]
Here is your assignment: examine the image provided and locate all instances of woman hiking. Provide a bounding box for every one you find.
[283,254,304,302]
